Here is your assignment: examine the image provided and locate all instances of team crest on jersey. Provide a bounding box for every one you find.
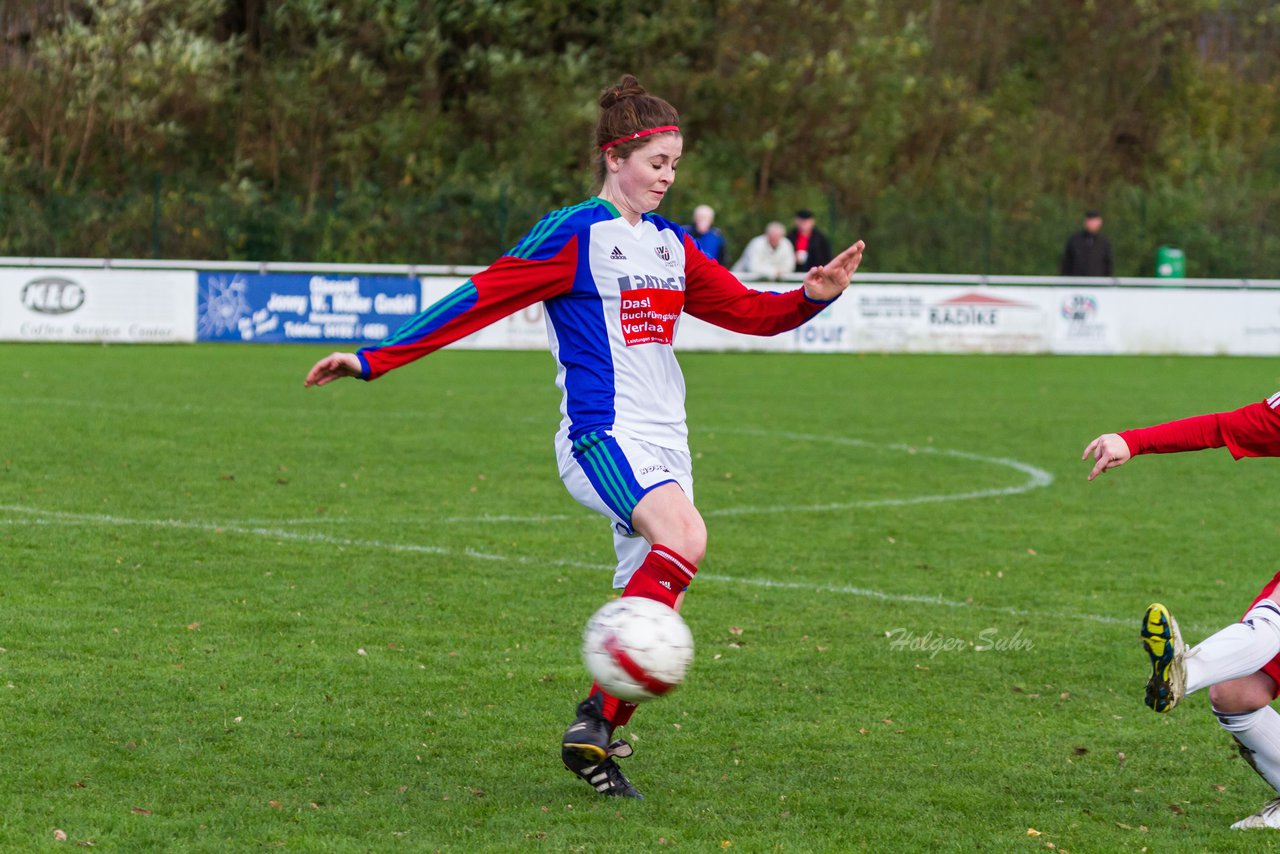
[654,244,679,267]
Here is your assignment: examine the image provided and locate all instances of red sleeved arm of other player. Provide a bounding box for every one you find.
[357,240,577,380]
[680,233,830,335]
[1120,399,1280,459]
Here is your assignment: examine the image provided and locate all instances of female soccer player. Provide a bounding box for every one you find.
[305,75,866,799]
[1084,393,1280,829]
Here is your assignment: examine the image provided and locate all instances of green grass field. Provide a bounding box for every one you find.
[6,344,1280,852]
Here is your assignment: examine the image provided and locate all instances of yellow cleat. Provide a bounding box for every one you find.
[1141,602,1187,712]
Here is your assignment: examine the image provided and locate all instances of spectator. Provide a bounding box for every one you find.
[733,221,796,279]
[787,208,833,270]
[1061,210,1114,276]
[687,204,727,264]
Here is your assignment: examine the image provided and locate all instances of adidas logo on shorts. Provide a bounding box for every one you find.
[659,580,672,590]
[610,246,627,260]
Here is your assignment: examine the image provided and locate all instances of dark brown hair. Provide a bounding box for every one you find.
[595,74,680,181]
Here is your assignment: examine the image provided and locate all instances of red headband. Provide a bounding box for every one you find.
[599,125,680,152]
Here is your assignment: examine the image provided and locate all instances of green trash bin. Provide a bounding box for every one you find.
[1156,245,1185,279]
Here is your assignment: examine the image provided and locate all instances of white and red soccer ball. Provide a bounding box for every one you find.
[582,597,694,702]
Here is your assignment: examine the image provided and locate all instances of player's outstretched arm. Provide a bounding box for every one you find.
[304,352,362,388]
[802,240,866,303]
[1082,433,1132,481]
[1083,397,1280,480]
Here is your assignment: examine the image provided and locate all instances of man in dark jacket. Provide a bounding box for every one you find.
[1061,210,1114,276]
[787,209,833,271]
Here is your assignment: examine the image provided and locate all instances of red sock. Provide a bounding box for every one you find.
[588,544,699,732]
[620,543,698,608]
[589,682,638,733]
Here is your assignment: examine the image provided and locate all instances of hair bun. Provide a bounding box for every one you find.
[599,74,647,110]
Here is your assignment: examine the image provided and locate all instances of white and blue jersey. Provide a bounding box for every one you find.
[358,196,834,530]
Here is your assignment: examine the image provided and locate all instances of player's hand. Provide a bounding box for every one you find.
[1082,433,1132,481]
[802,240,865,303]
[304,352,362,387]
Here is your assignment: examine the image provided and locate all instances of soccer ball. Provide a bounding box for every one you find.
[582,597,694,702]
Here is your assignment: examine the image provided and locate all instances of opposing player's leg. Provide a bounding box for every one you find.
[1187,603,1280,691]
[1208,672,1280,829]
[1142,598,1280,713]
[1145,575,1280,827]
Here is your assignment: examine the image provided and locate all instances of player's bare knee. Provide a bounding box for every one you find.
[1211,678,1271,714]
[660,520,705,565]
[1209,682,1235,711]
[679,512,707,565]
[666,522,705,565]
[640,496,706,563]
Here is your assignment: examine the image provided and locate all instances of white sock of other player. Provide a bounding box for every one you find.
[1185,600,1280,695]
[1216,704,1280,792]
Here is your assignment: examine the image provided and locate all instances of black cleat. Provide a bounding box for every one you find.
[561,694,610,765]
[565,755,643,799]
[561,695,643,798]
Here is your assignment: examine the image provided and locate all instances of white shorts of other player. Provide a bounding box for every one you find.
[556,430,694,589]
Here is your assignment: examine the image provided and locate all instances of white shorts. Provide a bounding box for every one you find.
[556,429,694,588]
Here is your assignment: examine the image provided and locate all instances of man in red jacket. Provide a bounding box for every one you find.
[1084,391,1280,829]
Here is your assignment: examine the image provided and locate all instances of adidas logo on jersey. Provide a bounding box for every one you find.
[610,246,627,260]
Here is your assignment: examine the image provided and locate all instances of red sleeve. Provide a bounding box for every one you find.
[356,239,576,380]
[681,233,830,336]
[1119,398,1280,459]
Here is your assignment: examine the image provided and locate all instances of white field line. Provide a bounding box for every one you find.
[701,429,1054,517]
[17,396,199,413]
[184,433,1056,527]
[0,436,1095,624]
[0,503,1175,633]
[698,573,1160,630]
[224,514,580,526]
[12,395,544,425]
[0,504,605,572]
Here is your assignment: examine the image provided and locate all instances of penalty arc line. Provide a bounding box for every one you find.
[140,433,1056,527]
[0,503,1175,633]
[701,428,1054,517]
